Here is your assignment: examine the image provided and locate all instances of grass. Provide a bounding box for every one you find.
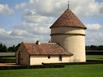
[0,56,16,63]
[0,55,103,77]
[0,64,103,77]
[86,55,103,60]
[0,56,15,59]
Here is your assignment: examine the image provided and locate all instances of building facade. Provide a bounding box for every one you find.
[16,42,73,65]
[16,8,86,66]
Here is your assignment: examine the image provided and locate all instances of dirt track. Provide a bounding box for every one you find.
[0,63,18,67]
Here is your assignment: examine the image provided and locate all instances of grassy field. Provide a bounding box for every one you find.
[0,64,103,77]
[87,55,103,60]
[0,55,103,77]
[0,56,15,63]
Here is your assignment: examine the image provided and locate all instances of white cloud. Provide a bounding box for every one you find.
[14,0,103,46]
[0,26,21,47]
[86,24,102,30]
[69,0,103,17]
[86,30,103,45]
[15,0,103,17]
[24,11,53,23]
[11,29,30,36]
[13,22,50,35]
[0,26,50,47]
[10,22,50,44]
[86,23,103,45]
[0,0,103,46]
[15,0,68,17]
[0,26,11,35]
[0,4,14,15]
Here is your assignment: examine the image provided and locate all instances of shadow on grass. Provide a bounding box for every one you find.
[0,60,103,70]
[86,60,103,64]
[0,64,65,70]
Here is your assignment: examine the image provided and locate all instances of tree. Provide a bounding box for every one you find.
[7,43,21,52]
[0,43,7,52]
[86,45,103,50]
[8,45,16,52]
[98,45,103,50]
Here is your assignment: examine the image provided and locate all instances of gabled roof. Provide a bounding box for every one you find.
[21,42,72,56]
[50,9,86,29]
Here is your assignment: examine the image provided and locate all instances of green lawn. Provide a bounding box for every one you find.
[0,56,15,63]
[0,56,15,59]
[86,55,103,60]
[0,55,103,77]
[0,64,103,77]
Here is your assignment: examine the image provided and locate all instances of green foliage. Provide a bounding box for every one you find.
[0,43,20,52]
[86,45,103,50]
[0,43,7,52]
[8,45,16,52]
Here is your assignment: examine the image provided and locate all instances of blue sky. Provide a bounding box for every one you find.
[0,0,26,30]
[0,0,103,46]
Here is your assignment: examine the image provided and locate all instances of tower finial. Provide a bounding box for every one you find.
[68,1,69,10]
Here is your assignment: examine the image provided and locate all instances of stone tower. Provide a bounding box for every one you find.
[50,8,87,62]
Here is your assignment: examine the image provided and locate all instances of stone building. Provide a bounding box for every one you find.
[16,6,86,66]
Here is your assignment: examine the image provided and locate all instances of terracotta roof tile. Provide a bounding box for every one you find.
[22,43,72,56]
[50,9,86,29]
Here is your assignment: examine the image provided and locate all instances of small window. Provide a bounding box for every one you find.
[59,55,62,61]
[48,56,51,59]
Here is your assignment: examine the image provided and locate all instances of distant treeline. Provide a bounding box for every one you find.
[86,45,103,50]
[0,43,20,52]
[0,43,103,52]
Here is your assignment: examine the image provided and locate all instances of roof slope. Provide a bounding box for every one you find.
[22,43,72,56]
[50,9,86,29]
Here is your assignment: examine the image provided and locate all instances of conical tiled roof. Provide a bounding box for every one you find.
[50,9,86,29]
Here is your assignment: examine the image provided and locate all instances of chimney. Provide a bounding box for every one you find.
[48,40,51,43]
[36,40,40,45]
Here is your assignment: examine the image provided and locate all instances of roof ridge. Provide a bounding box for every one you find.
[22,42,57,44]
[41,43,57,44]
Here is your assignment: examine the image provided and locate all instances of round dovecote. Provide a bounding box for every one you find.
[50,9,87,62]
